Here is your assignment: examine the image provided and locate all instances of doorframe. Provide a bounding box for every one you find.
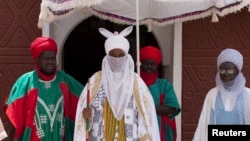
[173,23,182,141]
[42,11,183,141]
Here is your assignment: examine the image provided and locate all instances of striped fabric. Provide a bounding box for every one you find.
[104,99,126,141]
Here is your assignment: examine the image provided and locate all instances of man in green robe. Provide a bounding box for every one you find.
[5,37,83,141]
[140,46,181,141]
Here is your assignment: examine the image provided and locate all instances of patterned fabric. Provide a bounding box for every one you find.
[89,85,137,140]
[74,71,160,141]
[103,99,126,141]
[5,70,83,141]
[34,79,65,140]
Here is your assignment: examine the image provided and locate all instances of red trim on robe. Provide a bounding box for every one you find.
[6,82,79,141]
[6,88,41,141]
[160,94,177,141]
[60,83,79,121]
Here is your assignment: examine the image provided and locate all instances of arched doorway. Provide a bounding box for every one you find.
[63,16,161,85]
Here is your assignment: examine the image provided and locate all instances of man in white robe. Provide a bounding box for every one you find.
[193,48,250,141]
[74,26,160,141]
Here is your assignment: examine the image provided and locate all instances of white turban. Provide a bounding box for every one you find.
[104,34,129,54]
[98,26,134,120]
[217,48,243,71]
[99,26,133,54]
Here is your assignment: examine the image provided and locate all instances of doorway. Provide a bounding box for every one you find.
[63,16,160,85]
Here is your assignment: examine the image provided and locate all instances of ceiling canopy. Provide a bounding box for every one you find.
[38,0,250,30]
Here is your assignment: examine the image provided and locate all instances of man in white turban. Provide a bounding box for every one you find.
[192,48,250,141]
[73,26,160,141]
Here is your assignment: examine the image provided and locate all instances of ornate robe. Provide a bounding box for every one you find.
[74,71,160,141]
[6,70,83,141]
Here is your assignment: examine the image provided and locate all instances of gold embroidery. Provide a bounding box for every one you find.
[139,134,150,141]
[90,71,102,103]
[77,119,84,133]
[91,72,152,140]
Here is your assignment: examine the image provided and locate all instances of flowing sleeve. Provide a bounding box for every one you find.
[73,86,88,141]
[192,87,217,141]
[136,75,160,141]
[6,72,37,140]
[146,91,161,141]
[73,73,98,141]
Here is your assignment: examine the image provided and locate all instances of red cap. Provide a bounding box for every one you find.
[140,46,162,64]
[30,37,57,59]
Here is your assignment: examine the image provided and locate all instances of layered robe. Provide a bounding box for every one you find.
[148,79,180,141]
[74,71,160,141]
[192,87,250,141]
[6,70,83,141]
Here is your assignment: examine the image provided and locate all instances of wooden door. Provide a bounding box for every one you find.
[0,0,41,140]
